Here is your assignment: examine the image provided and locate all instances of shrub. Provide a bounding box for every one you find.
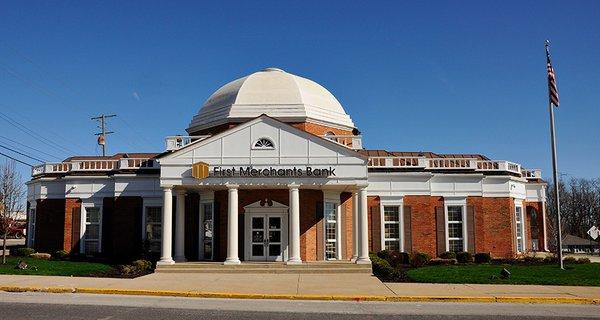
[439,251,456,259]
[456,252,473,263]
[577,257,591,264]
[132,259,153,271]
[389,251,410,267]
[563,256,577,264]
[543,255,558,264]
[117,264,135,275]
[370,253,394,279]
[491,258,517,265]
[428,258,457,266]
[474,252,491,264]
[376,250,391,261]
[30,253,51,260]
[410,252,431,267]
[522,256,545,265]
[53,250,69,260]
[13,247,35,257]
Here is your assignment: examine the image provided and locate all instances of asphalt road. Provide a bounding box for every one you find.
[0,292,597,320]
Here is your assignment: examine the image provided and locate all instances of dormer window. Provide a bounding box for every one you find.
[253,138,275,150]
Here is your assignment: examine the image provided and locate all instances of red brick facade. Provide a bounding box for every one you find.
[34,192,544,261]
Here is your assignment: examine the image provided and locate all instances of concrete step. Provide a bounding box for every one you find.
[155,267,372,274]
[155,261,373,274]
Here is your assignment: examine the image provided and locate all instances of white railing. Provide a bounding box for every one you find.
[476,160,521,174]
[165,135,210,151]
[427,158,477,169]
[367,156,535,177]
[521,168,542,179]
[367,157,425,168]
[323,135,362,150]
[32,158,160,176]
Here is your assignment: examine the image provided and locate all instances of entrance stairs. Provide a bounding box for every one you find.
[156,261,372,274]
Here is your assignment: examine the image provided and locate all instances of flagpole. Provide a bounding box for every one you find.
[546,40,564,270]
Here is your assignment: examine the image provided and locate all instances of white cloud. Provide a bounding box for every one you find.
[132,91,141,101]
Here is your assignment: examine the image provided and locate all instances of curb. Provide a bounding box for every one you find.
[0,285,598,305]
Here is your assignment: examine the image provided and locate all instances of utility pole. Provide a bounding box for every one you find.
[91,114,116,156]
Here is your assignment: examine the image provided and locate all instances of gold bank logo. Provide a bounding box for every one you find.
[192,161,209,179]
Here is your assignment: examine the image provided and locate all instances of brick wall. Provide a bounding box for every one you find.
[367,196,381,253]
[525,201,545,251]
[63,198,81,253]
[404,196,444,257]
[102,196,143,261]
[468,197,515,258]
[291,122,353,137]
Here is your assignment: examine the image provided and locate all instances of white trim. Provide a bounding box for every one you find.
[514,200,525,253]
[444,197,467,252]
[379,196,404,252]
[252,137,276,150]
[81,203,103,255]
[243,200,289,261]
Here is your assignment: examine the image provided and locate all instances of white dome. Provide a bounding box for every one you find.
[187,68,355,133]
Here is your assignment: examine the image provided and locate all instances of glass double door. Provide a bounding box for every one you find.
[249,214,286,261]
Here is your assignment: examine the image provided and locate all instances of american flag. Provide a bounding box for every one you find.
[546,43,560,107]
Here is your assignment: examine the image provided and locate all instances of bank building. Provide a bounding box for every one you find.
[26,68,548,268]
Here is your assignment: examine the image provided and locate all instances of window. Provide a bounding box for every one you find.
[529,207,539,251]
[202,203,214,260]
[145,206,162,252]
[253,138,274,149]
[447,206,464,252]
[515,206,524,252]
[84,207,101,255]
[324,202,337,259]
[383,206,401,252]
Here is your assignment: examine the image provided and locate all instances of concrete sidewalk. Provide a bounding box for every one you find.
[1,273,600,304]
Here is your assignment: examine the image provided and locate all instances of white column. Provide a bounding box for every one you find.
[351,191,358,261]
[542,201,549,251]
[356,186,371,264]
[224,184,241,264]
[174,190,186,262]
[287,184,302,264]
[157,186,174,265]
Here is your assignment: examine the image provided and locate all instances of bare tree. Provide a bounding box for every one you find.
[546,176,600,251]
[0,160,26,264]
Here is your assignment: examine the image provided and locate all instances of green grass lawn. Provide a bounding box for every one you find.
[0,257,115,277]
[406,263,600,286]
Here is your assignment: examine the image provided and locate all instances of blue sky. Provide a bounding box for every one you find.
[1,1,599,180]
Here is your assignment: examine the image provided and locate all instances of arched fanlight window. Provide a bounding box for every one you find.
[324,131,336,141]
[253,138,275,149]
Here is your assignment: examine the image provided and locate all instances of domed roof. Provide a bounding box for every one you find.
[187,68,355,133]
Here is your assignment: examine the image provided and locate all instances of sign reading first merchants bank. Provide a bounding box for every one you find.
[192,162,336,179]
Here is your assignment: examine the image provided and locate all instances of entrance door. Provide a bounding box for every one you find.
[248,214,286,261]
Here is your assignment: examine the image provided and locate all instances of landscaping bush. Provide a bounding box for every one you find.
[376,250,391,261]
[577,258,591,264]
[370,253,394,279]
[369,253,408,282]
[491,258,517,265]
[53,250,69,260]
[522,256,545,265]
[439,251,456,259]
[474,252,491,264]
[410,252,431,267]
[563,256,577,264]
[132,259,153,271]
[543,255,559,264]
[428,258,457,266]
[389,251,410,267]
[13,248,35,257]
[30,253,51,260]
[456,252,472,263]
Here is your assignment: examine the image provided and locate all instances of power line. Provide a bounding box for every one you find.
[0,135,62,161]
[0,110,79,155]
[0,144,45,163]
[91,114,116,156]
[0,151,33,167]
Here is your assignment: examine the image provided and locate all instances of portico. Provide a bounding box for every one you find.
[156,115,371,265]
